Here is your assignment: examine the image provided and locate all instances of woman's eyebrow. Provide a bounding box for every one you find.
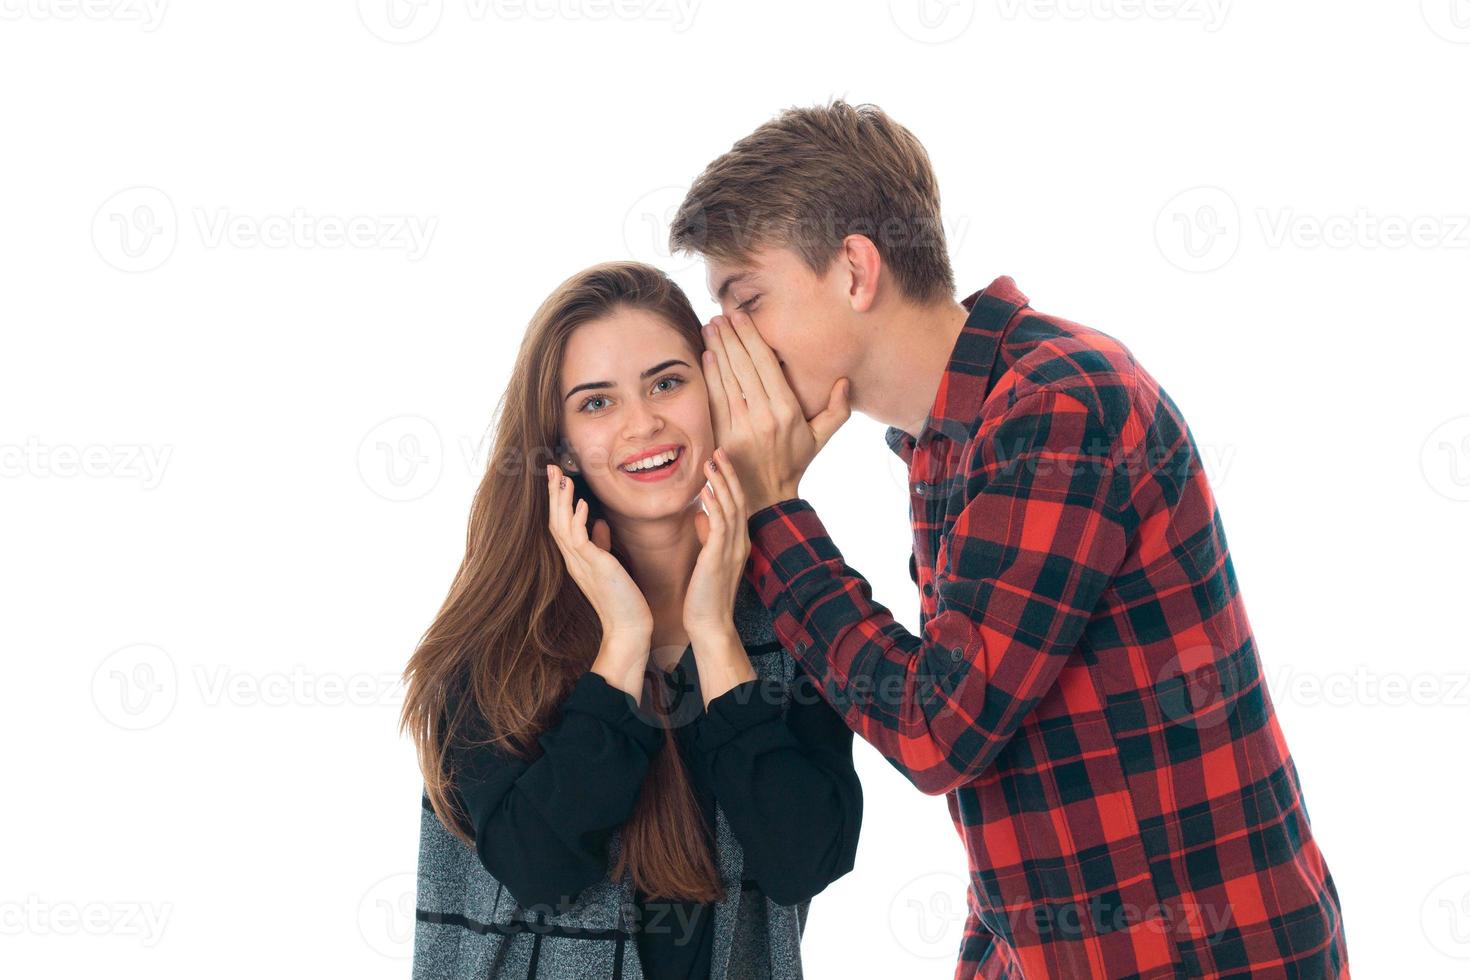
[564,359,692,401]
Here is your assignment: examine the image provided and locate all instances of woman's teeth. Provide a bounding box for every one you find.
[621,448,680,472]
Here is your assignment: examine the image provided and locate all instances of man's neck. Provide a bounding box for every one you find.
[852,292,971,439]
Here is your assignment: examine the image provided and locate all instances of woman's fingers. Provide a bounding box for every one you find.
[590,517,611,552]
[569,497,591,549]
[716,447,747,515]
[705,453,737,529]
[702,481,725,540]
[547,463,587,568]
[546,464,567,544]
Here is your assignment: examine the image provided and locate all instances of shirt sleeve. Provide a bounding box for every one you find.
[688,670,863,907]
[450,670,664,912]
[743,388,1132,796]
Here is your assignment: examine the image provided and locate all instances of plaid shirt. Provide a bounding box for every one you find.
[742,276,1349,979]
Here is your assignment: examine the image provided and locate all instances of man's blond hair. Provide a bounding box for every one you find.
[670,99,956,305]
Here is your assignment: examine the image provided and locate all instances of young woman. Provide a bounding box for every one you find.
[401,261,862,980]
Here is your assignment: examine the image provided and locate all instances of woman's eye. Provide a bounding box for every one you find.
[578,376,683,414]
[736,295,760,313]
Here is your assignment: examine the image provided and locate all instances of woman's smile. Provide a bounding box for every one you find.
[618,445,686,483]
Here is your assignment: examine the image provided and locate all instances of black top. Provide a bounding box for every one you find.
[448,641,862,980]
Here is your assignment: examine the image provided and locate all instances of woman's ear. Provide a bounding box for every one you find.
[554,438,578,473]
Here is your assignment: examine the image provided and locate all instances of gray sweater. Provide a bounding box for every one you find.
[412,577,851,979]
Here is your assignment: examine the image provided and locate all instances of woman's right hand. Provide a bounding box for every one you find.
[546,463,653,641]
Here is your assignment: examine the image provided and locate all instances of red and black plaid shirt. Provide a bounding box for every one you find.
[743,276,1349,979]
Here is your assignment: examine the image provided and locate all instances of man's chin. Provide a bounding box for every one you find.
[790,386,824,422]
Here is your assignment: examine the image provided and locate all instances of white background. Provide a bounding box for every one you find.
[3,1,1468,977]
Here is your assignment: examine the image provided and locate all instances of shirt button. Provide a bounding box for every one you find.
[915,481,929,496]
[923,582,934,597]
[796,641,807,655]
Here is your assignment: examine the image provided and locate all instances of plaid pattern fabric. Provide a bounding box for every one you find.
[742,276,1348,979]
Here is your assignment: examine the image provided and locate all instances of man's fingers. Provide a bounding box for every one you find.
[702,349,733,441]
[704,322,749,425]
[727,309,801,417]
[810,377,853,453]
[710,315,768,416]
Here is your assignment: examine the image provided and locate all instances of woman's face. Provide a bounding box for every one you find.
[557,306,712,521]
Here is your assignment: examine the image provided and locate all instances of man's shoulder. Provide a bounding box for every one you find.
[976,309,1145,441]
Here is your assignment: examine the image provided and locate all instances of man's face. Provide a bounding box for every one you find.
[704,246,857,421]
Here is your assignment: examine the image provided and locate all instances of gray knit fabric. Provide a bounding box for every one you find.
[413,576,813,980]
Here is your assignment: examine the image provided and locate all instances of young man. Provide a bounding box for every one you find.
[670,101,1349,979]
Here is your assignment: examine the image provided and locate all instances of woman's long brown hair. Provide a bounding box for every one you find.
[398,261,724,904]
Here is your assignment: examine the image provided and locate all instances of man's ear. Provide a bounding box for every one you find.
[840,234,882,314]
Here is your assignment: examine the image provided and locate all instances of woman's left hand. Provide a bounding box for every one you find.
[683,447,750,641]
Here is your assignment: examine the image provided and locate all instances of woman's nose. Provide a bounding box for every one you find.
[622,403,664,437]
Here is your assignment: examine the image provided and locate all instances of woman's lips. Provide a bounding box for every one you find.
[620,448,684,483]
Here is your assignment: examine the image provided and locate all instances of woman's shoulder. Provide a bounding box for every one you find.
[731,578,798,688]
[731,576,778,648]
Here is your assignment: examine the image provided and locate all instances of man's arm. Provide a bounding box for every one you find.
[744,388,1133,796]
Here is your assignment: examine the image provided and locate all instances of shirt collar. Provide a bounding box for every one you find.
[883,275,1030,464]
